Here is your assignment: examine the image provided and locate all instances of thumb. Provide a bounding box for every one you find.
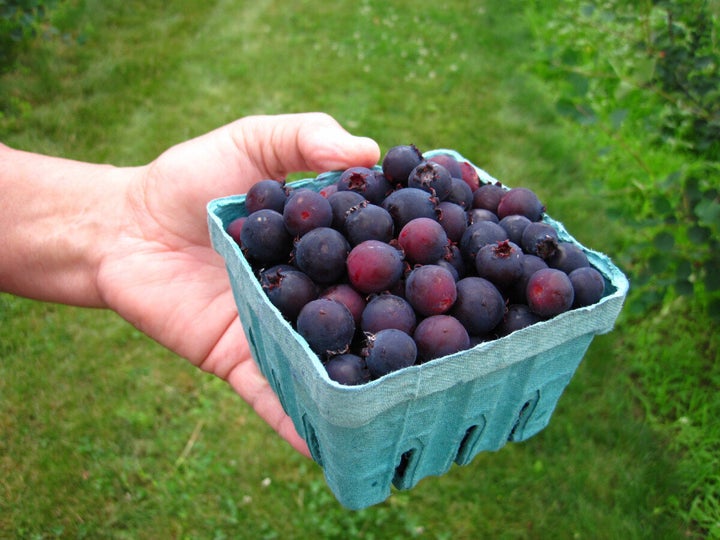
[230,112,381,182]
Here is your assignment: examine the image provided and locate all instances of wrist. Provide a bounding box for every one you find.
[0,144,139,307]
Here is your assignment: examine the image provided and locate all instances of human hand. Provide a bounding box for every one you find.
[96,113,380,456]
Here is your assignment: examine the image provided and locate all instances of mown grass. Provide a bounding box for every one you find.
[1,0,716,538]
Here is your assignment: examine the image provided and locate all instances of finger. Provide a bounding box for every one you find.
[228,112,381,183]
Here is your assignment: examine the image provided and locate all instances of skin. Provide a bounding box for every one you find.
[0,112,381,457]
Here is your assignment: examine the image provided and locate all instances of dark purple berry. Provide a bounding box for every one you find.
[546,242,590,274]
[497,304,543,336]
[381,187,439,230]
[526,268,575,317]
[283,189,333,237]
[475,240,524,290]
[382,144,424,185]
[346,240,404,294]
[320,284,367,326]
[325,354,370,386]
[510,254,549,304]
[338,166,391,205]
[398,217,449,265]
[498,214,531,245]
[414,315,470,362]
[405,264,457,316]
[327,190,367,231]
[364,329,417,378]
[360,294,416,335]
[294,227,350,284]
[569,266,605,307]
[245,179,288,214]
[497,187,545,221]
[459,220,509,263]
[467,208,500,224]
[450,276,505,336]
[437,201,468,243]
[240,209,293,265]
[297,298,355,356]
[344,202,395,245]
[472,183,505,213]
[260,266,318,323]
[521,222,559,260]
[428,152,462,179]
[408,161,453,200]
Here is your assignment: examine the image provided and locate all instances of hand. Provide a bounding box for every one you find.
[96,113,380,456]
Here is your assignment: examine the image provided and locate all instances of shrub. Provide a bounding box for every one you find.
[0,0,58,71]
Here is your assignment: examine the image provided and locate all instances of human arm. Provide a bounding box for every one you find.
[0,112,381,456]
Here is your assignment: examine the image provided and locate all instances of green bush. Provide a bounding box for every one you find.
[0,0,58,70]
[528,0,720,321]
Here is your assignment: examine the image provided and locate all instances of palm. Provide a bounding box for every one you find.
[97,113,379,456]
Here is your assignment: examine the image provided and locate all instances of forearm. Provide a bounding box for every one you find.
[0,143,136,307]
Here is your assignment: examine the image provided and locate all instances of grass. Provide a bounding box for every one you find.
[1,0,717,538]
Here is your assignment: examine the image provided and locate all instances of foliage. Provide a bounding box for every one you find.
[528,0,720,321]
[0,0,58,70]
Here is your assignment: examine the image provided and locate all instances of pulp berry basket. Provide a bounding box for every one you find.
[207,149,629,510]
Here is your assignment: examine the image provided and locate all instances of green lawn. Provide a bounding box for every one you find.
[1,0,717,538]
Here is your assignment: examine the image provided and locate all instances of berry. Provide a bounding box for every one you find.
[414,315,470,362]
[437,201,468,243]
[497,187,544,221]
[398,217,449,265]
[450,276,505,336]
[325,354,370,386]
[297,298,356,356]
[459,220,508,263]
[346,240,404,294]
[497,304,543,336]
[408,161,453,200]
[521,221,559,260]
[245,179,288,214]
[546,242,590,274]
[382,144,424,185]
[364,329,418,378]
[498,214,531,245]
[240,209,293,266]
[328,190,367,231]
[338,166,391,205]
[569,266,605,307]
[475,240,524,290]
[360,294,416,335]
[283,189,333,237]
[526,268,575,318]
[428,152,462,179]
[320,284,367,326]
[405,264,457,316]
[472,183,505,213]
[260,266,318,323]
[381,187,439,230]
[294,227,350,284]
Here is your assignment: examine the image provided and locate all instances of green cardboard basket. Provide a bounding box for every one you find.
[207,150,629,510]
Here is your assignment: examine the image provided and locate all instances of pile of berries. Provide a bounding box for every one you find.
[227,145,606,385]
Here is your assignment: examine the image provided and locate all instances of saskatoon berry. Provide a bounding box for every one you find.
[450,276,505,336]
[437,201,468,243]
[360,294,416,336]
[498,214,531,245]
[414,315,470,362]
[346,240,405,294]
[260,266,318,323]
[320,284,367,326]
[381,187,439,230]
[468,208,500,224]
[283,189,333,237]
[428,152,462,179]
[526,268,575,318]
[497,304,543,336]
[446,177,474,209]
[344,202,395,245]
[472,183,505,213]
[327,190,367,232]
[569,266,605,308]
[240,209,293,266]
[405,264,457,316]
[509,254,549,304]
[459,220,509,263]
[364,329,418,378]
[226,216,246,246]
[546,242,590,274]
[408,161,453,201]
[382,144,424,185]
[459,161,481,192]
[338,166,392,205]
[398,217,449,266]
[521,221,559,260]
[497,187,544,221]
[325,353,370,386]
[297,298,355,356]
[475,240,524,290]
[245,179,288,214]
[294,227,350,284]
